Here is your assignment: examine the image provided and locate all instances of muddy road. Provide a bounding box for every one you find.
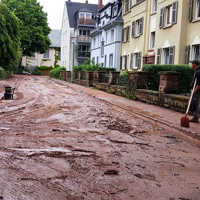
[0,75,199,200]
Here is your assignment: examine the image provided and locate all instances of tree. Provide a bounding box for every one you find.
[0,2,21,71]
[2,0,51,57]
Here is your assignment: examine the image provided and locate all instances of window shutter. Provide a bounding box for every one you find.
[189,0,194,22]
[169,46,175,64]
[120,56,122,69]
[157,48,161,64]
[138,52,141,68]
[159,8,164,29]
[125,55,127,70]
[140,17,144,35]
[122,29,124,42]
[132,21,135,38]
[130,53,133,68]
[172,1,178,24]
[185,45,190,64]
[127,26,130,42]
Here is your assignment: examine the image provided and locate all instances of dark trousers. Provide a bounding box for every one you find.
[190,92,200,118]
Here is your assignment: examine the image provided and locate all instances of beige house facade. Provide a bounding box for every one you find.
[121,0,200,70]
[22,30,61,68]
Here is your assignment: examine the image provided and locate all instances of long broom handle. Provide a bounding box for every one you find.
[186,79,197,115]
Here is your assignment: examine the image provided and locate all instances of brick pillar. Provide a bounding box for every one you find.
[135,71,148,89]
[59,70,66,81]
[98,71,106,83]
[86,71,94,86]
[66,71,71,81]
[159,71,180,93]
[126,72,138,96]
[109,72,120,85]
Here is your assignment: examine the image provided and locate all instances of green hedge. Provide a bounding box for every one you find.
[31,67,42,75]
[50,67,66,79]
[0,67,6,79]
[142,64,194,93]
[38,66,53,70]
[73,64,116,73]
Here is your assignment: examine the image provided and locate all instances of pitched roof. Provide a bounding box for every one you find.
[65,1,98,28]
[49,30,61,48]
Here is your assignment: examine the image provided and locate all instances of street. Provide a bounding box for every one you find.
[0,75,199,200]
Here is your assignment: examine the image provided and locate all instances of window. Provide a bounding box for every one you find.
[190,0,200,21]
[111,29,114,42]
[43,50,49,59]
[192,44,200,60]
[86,13,92,19]
[152,0,158,13]
[79,12,85,18]
[165,5,173,26]
[157,46,175,64]
[109,54,113,67]
[101,41,104,57]
[122,55,128,70]
[196,0,200,18]
[160,2,178,29]
[92,57,95,64]
[106,31,108,43]
[104,55,107,67]
[125,0,130,13]
[122,26,130,42]
[130,52,141,69]
[96,56,99,64]
[150,32,155,49]
[132,18,143,38]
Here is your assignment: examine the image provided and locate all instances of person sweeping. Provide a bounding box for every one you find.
[189,60,200,123]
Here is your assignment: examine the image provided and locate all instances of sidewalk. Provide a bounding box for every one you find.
[57,80,200,140]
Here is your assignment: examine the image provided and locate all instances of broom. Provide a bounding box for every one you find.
[181,79,197,128]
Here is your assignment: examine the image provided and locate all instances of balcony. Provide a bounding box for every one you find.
[77,18,95,27]
[77,52,90,58]
[76,35,91,43]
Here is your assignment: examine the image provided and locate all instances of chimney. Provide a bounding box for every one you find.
[68,0,71,2]
[85,0,88,3]
[98,0,103,10]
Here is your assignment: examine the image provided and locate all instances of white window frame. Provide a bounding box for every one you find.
[165,5,173,26]
[152,0,158,13]
[163,48,170,64]
[150,32,155,49]
[196,0,200,19]
[111,29,114,42]
[192,44,200,60]
[135,20,141,36]
[133,52,141,69]
[109,54,113,67]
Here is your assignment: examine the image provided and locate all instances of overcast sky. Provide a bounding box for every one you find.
[37,0,109,30]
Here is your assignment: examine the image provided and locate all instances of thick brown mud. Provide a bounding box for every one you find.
[0,75,199,200]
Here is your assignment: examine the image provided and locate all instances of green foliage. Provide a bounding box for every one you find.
[142,64,194,93]
[0,2,21,71]
[0,67,6,79]
[38,66,52,70]
[2,0,51,57]
[73,62,116,73]
[31,67,41,75]
[119,71,128,86]
[14,66,24,74]
[50,67,66,79]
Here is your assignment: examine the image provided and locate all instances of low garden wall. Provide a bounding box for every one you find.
[60,70,192,113]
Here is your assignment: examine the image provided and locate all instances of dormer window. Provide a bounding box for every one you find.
[79,12,92,19]
[86,13,92,19]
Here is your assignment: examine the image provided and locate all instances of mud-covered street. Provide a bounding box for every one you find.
[0,75,199,200]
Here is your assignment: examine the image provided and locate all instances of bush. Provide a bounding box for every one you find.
[31,67,42,75]
[38,66,53,70]
[0,67,6,79]
[73,64,116,73]
[50,67,66,79]
[14,66,25,74]
[119,71,128,86]
[142,64,194,93]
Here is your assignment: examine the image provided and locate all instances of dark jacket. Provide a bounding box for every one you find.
[192,67,200,94]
